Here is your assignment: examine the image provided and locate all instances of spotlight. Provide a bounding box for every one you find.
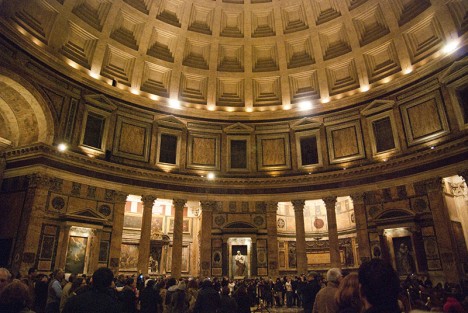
[57,143,68,152]
[169,99,181,109]
[298,101,312,110]
[207,172,215,180]
[442,40,459,54]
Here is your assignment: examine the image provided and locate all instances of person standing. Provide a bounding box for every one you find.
[193,279,220,313]
[335,273,361,313]
[302,272,321,313]
[219,286,238,313]
[312,268,342,313]
[139,280,162,313]
[45,269,64,313]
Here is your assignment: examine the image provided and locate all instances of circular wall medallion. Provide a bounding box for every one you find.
[214,215,225,226]
[253,215,264,226]
[98,205,111,216]
[52,197,65,210]
[277,218,285,228]
[368,206,380,218]
[314,217,324,229]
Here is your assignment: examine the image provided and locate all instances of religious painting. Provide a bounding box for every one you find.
[392,236,416,276]
[120,244,139,270]
[423,237,439,260]
[288,242,297,268]
[232,245,247,277]
[279,251,286,268]
[182,246,190,273]
[149,245,162,274]
[151,217,164,239]
[65,236,88,274]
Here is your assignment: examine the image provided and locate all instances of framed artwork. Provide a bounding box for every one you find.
[152,217,164,232]
[392,236,416,276]
[65,236,88,274]
[168,218,192,234]
[99,241,109,263]
[166,245,190,273]
[120,244,139,270]
[39,235,56,260]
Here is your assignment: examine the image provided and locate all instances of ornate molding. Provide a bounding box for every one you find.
[323,196,337,209]
[200,201,217,212]
[115,192,129,203]
[350,193,365,204]
[26,173,51,189]
[291,199,305,211]
[141,195,157,208]
[266,201,278,213]
[173,199,187,210]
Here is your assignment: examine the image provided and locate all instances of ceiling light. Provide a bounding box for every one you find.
[360,85,370,92]
[442,40,459,54]
[321,97,330,104]
[149,94,158,100]
[207,172,215,180]
[169,99,181,109]
[283,104,291,110]
[57,143,68,152]
[208,105,215,111]
[403,67,413,75]
[245,107,253,112]
[298,101,312,110]
[130,89,140,95]
[89,72,99,79]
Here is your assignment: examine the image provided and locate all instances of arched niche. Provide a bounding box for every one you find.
[0,68,55,148]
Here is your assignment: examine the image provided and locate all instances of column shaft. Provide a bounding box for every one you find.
[138,195,156,274]
[323,197,340,268]
[292,200,308,275]
[171,199,186,278]
[56,225,71,270]
[350,193,371,263]
[200,201,215,277]
[88,229,102,274]
[108,192,128,273]
[266,202,279,277]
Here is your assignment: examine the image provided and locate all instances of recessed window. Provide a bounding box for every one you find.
[230,140,247,169]
[372,117,395,153]
[300,136,318,165]
[159,134,178,164]
[83,113,105,149]
[456,85,468,124]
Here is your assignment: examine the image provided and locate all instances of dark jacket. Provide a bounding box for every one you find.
[363,305,401,313]
[193,286,220,313]
[139,286,162,313]
[62,287,122,313]
[119,286,137,313]
[302,279,321,310]
[234,292,251,313]
[219,294,238,313]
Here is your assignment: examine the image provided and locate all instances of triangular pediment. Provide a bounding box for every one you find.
[361,100,395,116]
[84,94,117,112]
[224,123,254,134]
[291,118,322,130]
[155,115,186,129]
[439,57,468,84]
[66,208,106,222]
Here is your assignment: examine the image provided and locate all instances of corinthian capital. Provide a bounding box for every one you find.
[173,199,187,210]
[350,193,365,204]
[291,200,305,212]
[141,195,157,208]
[200,201,217,212]
[322,196,337,209]
[266,201,278,213]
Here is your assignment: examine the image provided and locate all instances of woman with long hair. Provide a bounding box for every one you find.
[335,273,362,313]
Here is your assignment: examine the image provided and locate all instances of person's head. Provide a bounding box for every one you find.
[52,268,64,280]
[0,268,12,292]
[201,278,212,288]
[307,272,316,281]
[27,268,37,279]
[166,277,177,289]
[0,279,32,310]
[146,279,155,289]
[187,279,198,289]
[335,272,361,311]
[70,277,85,293]
[327,268,342,284]
[92,267,114,291]
[221,286,230,296]
[358,259,400,310]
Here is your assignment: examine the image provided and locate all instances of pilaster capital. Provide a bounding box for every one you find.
[173,199,187,210]
[266,201,278,213]
[27,173,51,189]
[115,192,129,203]
[350,193,365,204]
[291,200,305,211]
[141,195,157,208]
[322,196,337,209]
[200,201,217,212]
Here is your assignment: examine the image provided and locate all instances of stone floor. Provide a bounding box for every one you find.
[250,307,304,313]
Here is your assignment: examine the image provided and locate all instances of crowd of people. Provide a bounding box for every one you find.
[0,259,466,313]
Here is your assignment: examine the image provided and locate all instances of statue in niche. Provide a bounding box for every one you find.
[393,237,416,275]
[235,250,246,276]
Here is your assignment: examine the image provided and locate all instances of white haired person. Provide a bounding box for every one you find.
[312,268,342,313]
[0,267,12,293]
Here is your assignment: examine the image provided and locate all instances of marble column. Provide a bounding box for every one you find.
[350,193,371,263]
[138,195,156,274]
[266,201,279,277]
[423,178,460,283]
[171,199,186,278]
[56,225,72,269]
[12,173,50,275]
[292,200,308,275]
[323,196,340,268]
[88,229,103,274]
[108,192,128,274]
[200,201,216,277]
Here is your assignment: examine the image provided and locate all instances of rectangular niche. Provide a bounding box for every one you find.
[256,133,291,171]
[157,127,182,170]
[367,113,400,156]
[400,91,449,146]
[80,108,112,157]
[113,115,151,162]
[295,129,322,169]
[187,132,221,170]
[326,120,365,164]
[227,136,250,172]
